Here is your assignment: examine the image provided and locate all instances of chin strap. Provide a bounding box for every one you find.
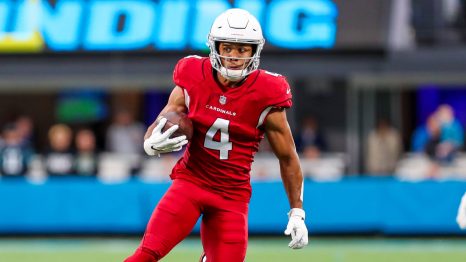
[220,66,245,81]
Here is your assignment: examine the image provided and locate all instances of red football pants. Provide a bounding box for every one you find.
[124,179,248,262]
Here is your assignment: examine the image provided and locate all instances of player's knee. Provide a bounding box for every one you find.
[124,247,161,262]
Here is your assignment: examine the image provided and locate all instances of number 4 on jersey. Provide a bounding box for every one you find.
[204,118,232,160]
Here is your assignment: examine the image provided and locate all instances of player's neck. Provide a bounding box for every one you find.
[215,71,246,88]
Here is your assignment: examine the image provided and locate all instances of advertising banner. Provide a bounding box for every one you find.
[0,0,389,53]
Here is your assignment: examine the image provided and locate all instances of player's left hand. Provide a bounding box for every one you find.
[284,208,308,249]
[457,192,466,229]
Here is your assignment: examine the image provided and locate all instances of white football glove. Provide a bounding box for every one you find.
[456,192,466,229]
[143,118,188,156]
[284,208,309,249]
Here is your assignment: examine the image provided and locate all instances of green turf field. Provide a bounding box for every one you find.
[0,237,465,262]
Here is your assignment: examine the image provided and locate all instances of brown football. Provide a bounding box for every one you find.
[157,111,193,140]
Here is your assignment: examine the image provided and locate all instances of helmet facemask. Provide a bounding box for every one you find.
[208,37,264,81]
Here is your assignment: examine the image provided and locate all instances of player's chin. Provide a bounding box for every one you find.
[222,61,243,69]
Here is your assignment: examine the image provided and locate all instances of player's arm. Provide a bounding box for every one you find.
[264,108,308,249]
[265,108,303,208]
[143,86,188,156]
[144,86,187,139]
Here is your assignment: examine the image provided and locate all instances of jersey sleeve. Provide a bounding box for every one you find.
[173,57,189,89]
[266,75,293,109]
[172,55,205,91]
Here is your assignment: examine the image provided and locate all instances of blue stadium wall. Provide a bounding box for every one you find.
[0,177,465,235]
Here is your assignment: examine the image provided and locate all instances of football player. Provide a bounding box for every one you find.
[125,8,308,262]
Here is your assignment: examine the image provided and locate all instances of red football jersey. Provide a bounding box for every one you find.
[170,56,292,202]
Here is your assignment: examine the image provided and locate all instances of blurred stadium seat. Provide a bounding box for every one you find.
[97,153,134,183]
[139,156,179,182]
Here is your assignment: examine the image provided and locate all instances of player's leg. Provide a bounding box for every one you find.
[125,179,202,261]
[200,197,249,262]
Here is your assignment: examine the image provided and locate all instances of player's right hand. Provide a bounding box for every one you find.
[457,192,466,229]
[143,118,188,156]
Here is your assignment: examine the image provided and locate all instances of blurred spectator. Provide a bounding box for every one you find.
[412,104,464,178]
[0,123,34,177]
[75,128,98,176]
[366,118,402,175]
[411,114,441,152]
[432,104,464,163]
[295,116,327,159]
[106,108,145,155]
[44,124,75,176]
[15,115,35,148]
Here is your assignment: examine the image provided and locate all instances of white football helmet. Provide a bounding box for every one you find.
[207,8,265,81]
